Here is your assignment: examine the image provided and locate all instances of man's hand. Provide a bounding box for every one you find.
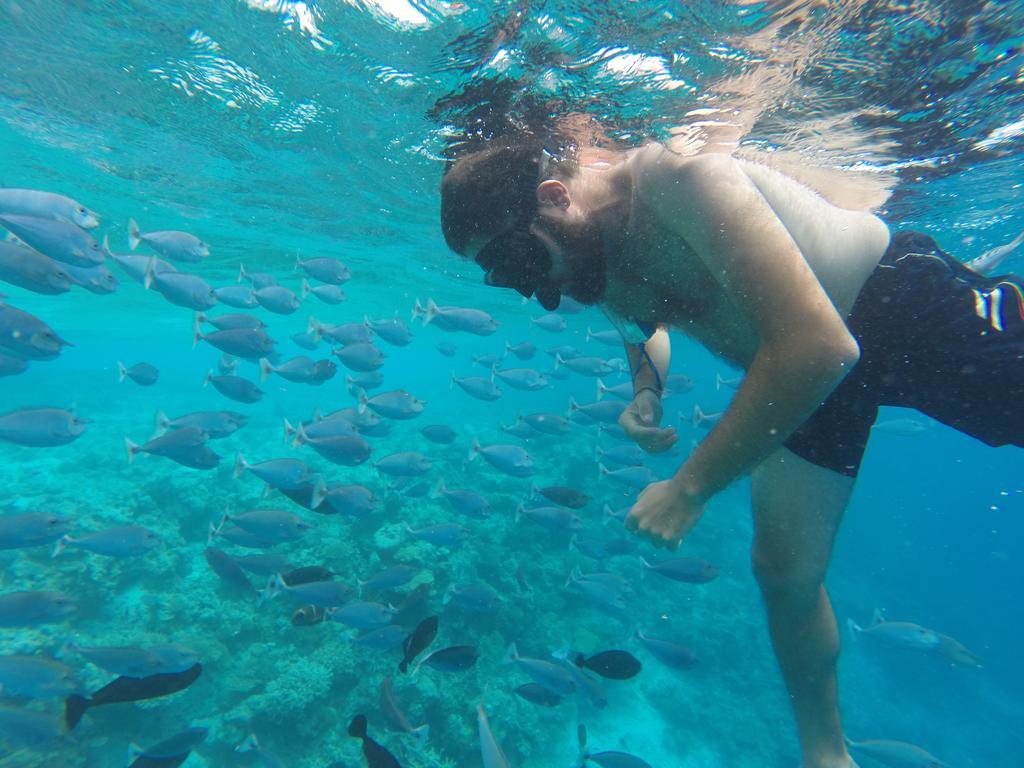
[618,389,678,453]
[625,478,705,550]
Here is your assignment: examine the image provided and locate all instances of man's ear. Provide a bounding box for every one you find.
[537,180,571,210]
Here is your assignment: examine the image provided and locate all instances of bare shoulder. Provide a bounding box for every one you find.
[630,146,758,228]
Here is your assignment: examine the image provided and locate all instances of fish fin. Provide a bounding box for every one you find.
[282,418,293,444]
[347,714,367,739]
[65,694,89,730]
[127,218,140,250]
[202,369,213,388]
[300,278,310,300]
[258,358,272,383]
[206,522,219,546]
[409,724,429,751]
[311,478,327,510]
[514,503,525,524]
[154,410,169,436]
[425,298,439,325]
[502,642,518,665]
[237,262,247,283]
[143,257,156,290]
[692,404,704,427]
[430,479,445,499]
[467,437,481,463]
[124,437,138,465]
[51,535,70,558]
[871,607,885,626]
[127,742,144,765]
[845,618,861,642]
[117,361,126,383]
[236,733,260,753]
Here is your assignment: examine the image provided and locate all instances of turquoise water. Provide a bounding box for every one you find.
[1,1,1023,766]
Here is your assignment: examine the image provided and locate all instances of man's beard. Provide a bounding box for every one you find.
[557,219,607,306]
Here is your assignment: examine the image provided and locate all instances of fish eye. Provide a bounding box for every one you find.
[77,206,86,214]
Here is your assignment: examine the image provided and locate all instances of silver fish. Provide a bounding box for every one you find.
[846,738,952,768]
[0,301,72,360]
[0,407,88,446]
[53,525,160,557]
[0,590,76,626]
[0,188,98,228]
[0,511,71,549]
[128,218,208,262]
[0,214,104,266]
[0,240,73,294]
[413,298,498,335]
[0,655,78,698]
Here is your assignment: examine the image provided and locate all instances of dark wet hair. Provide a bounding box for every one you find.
[435,78,600,255]
[439,133,547,256]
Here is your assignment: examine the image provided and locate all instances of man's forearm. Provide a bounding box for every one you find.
[675,338,859,501]
[625,326,670,396]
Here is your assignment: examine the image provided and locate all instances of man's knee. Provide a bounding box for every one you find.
[750,540,825,605]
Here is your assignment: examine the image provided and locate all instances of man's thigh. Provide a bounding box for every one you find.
[751,448,857,586]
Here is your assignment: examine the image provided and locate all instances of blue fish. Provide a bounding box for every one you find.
[234,454,318,490]
[156,410,247,439]
[0,214,104,266]
[451,373,502,401]
[313,318,374,345]
[433,480,489,519]
[146,269,217,310]
[405,523,468,547]
[0,188,98,228]
[0,407,88,446]
[335,342,385,372]
[212,284,257,308]
[203,371,264,403]
[297,256,350,284]
[128,218,208,262]
[254,285,301,314]
[366,315,413,346]
[65,261,118,294]
[0,301,72,360]
[195,327,276,359]
[359,389,425,420]
[0,590,76,627]
[0,512,71,549]
[374,452,432,477]
[468,439,534,477]
[320,484,377,516]
[414,298,498,335]
[0,655,78,698]
[0,240,73,294]
[125,426,219,469]
[420,424,457,444]
[53,525,160,557]
[118,361,159,386]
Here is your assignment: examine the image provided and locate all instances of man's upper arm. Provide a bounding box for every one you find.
[645,152,854,351]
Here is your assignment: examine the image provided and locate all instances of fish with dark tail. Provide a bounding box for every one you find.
[576,723,652,768]
[348,714,402,767]
[398,615,438,674]
[65,663,202,729]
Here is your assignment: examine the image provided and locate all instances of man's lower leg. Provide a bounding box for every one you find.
[763,583,852,768]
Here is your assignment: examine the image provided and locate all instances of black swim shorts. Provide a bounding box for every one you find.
[783,230,1024,476]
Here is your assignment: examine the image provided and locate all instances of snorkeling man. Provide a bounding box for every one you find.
[439,128,1024,767]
